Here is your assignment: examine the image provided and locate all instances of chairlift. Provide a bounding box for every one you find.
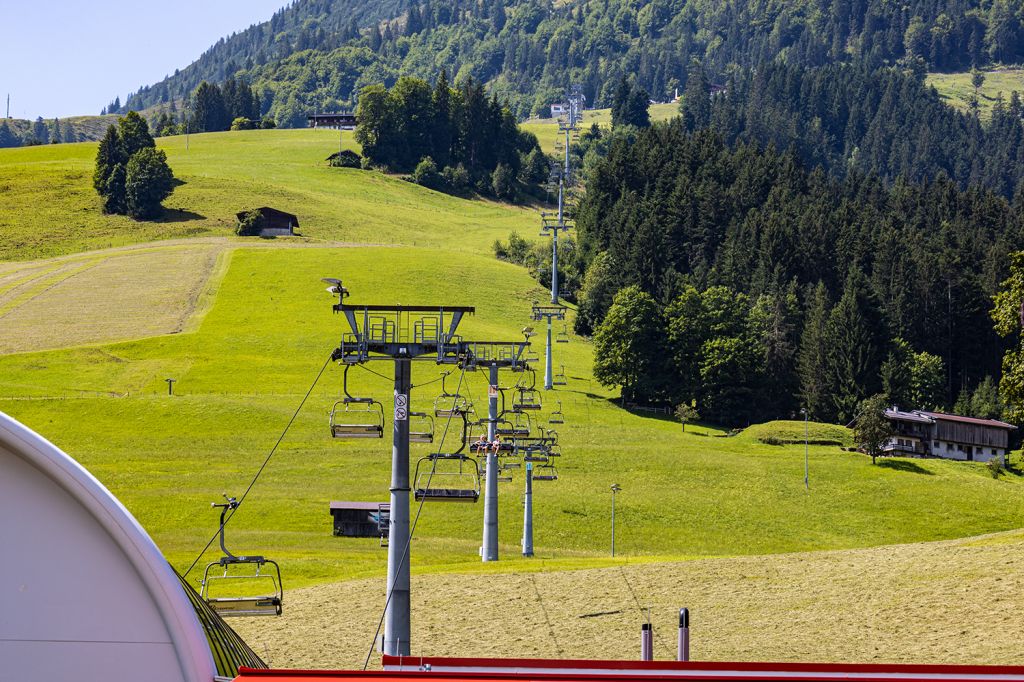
[409,412,434,444]
[549,400,565,425]
[532,464,559,481]
[556,323,570,344]
[413,453,481,503]
[201,496,283,618]
[513,386,542,412]
[434,371,470,418]
[330,365,384,439]
[553,365,567,386]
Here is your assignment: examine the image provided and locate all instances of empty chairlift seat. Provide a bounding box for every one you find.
[414,454,481,502]
[409,412,434,444]
[532,464,559,481]
[330,399,385,439]
[200,496,284,618]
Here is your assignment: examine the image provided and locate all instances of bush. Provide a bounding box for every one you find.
[491,163,517,200]
[236,209,264,236]
[230,117,257,131]
[260,117,277,129]
[493,231,533,264]
[412,156,445,190]
[441,163,471,191]
[987,456,1006,478]
[328,150,362,168]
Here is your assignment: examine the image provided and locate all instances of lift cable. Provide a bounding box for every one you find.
[362,364,468,670]
[355,362,448,391]
[182,354,334,579]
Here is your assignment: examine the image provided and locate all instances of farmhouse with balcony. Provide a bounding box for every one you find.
[883,408,1016,462]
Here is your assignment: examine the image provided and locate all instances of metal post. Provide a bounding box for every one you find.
[678,608,690,662]
[522,462,534,557]
[641,622,653,661]
[610,483,620,557]
[801,407,809,490]
[551,183,560,305]
[482,365,499,562]
[544,317,554,390]
[384,359,412,656]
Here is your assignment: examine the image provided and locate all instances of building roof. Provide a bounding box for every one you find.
[330,501,389,511]
[235,207,299,226]
[883,408,935,424]
[0,411,217,682]
[233,657,1024,682]
[918,411,1017,430]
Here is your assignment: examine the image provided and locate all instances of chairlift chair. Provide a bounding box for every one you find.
[553,365,568,387]
[549,400,565,425]
[556,324,570,344]
[330,365,385,439]
[201,496,283,618]
[413,453,481,503]
[513,388,542,412]
[330,399,385,439]
[434,371,470,418]
[532,464,559,481]
[409,412,434,444]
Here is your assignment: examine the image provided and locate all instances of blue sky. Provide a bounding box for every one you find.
[1,1,288,120]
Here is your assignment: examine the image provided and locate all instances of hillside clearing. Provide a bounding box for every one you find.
[0,129,535,261]
[927,69,1024,120]
[234,529,1024,668]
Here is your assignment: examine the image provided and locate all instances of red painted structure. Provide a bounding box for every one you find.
[234,657,1024,682]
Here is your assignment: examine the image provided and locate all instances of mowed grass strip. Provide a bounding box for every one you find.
[0,243,223,354]
[2,247,1024,591]
[0,129,536,262]
[233,529,1024,668]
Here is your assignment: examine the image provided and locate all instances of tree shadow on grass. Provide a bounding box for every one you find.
[878,459,934,475]
[157,208,206,224]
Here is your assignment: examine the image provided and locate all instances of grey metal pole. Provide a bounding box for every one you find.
[611,486,617,557]
[482,364,499,562]
[802,408,809,490]
[677,608,690,662]
[384,359,412,656]
[544,317,553,390]
[564,127,570,179]
[522,462,534,557]
[641,622,653,661]
[551,193,560,305]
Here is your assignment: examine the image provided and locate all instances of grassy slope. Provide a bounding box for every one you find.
[3,131,1024,599]
[0,128,534,261]
[522,103,679,150]
[3,244,1024,591]
[927,68,1024,121]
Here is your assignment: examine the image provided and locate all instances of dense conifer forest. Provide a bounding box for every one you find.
[121,0,1024,124]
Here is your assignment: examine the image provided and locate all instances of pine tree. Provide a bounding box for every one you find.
[824,269,886,423]
[93,125,125,195]
[680,62,711,131]
[797,282,831,420]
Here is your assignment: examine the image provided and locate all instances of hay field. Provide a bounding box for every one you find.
[0,243,226,354]
[235,529,1024,669]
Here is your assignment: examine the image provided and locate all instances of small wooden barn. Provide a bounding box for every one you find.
[235,207,298,237]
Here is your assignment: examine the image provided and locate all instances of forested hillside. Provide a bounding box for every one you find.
[574,122,1023,424]
[122,0,1024,124]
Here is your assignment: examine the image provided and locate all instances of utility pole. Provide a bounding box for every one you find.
[800,407,809,490]
[326,282,528,655]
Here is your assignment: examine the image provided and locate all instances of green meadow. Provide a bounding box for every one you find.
[2,132,1024,595]
[927,68,1024,120]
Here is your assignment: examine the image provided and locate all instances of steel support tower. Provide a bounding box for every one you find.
[531,304,566,391]
[327,285,528,656]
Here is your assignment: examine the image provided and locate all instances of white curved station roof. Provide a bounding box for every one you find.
[0,411,217,682]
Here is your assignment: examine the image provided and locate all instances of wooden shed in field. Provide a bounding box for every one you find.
[235,207,299,237]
